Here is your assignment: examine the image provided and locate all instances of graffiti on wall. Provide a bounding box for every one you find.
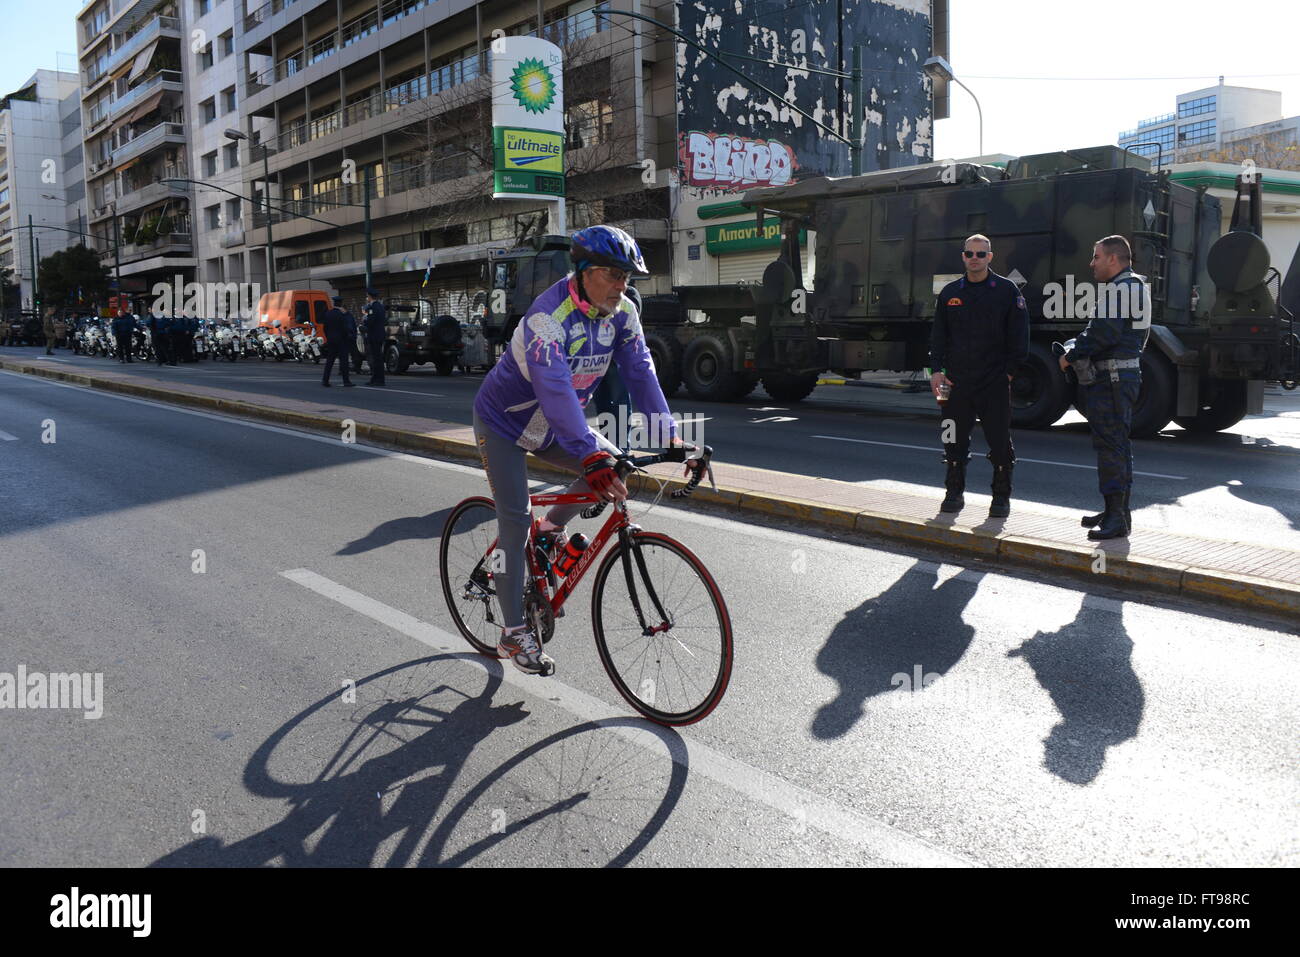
[680,131,798,190]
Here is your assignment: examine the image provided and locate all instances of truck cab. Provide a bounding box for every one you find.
[482,234,572,345]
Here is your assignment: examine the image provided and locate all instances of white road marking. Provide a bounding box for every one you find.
[812,434,1188,480]
[0,428,17,441]
[281,567,978,867]
[35,356,70,362]
[358,386,446,397]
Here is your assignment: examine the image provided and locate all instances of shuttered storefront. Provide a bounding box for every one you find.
[716,249,779,284]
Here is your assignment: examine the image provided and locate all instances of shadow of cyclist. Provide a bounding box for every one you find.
[811,562,982,740]
[151,656,686,867]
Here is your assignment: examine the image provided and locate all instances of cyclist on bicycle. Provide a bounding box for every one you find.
[473,225,684,676]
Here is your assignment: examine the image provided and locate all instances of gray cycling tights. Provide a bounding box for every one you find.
[472,409,620,629]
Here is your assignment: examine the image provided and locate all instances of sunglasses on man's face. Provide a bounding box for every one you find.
[962,250,989,259]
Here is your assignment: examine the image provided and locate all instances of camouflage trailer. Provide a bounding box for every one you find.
[480,145,1300,436]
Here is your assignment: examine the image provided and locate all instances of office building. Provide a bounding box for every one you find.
[0,70,85,312]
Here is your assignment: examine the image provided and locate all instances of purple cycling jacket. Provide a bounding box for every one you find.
[474,276,677,460]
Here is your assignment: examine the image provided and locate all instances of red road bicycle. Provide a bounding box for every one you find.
[439,445,732,726]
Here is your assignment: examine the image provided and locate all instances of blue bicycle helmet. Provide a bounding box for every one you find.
[570,225,649,276]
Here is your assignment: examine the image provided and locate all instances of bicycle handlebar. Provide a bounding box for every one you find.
[614,444,716,498]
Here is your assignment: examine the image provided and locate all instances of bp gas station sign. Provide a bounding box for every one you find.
[492,38,565,201]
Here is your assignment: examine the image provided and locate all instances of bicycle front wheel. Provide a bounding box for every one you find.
[591,531,732,726]
[439,496,505,657]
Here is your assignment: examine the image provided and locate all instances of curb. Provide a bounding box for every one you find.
[6,357,1298,620]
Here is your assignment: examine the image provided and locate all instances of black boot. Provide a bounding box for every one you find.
[989,463,1013,518]
[1087,493,1129,540]
[940,457,968,513]
[1083,490,1132,531]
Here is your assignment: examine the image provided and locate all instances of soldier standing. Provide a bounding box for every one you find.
[929,234,1029,517]
[1060,235,1150,540]
[149,312,173,365]
[42,307,57,355]
[362,288,387,386]
[321,296,355,387]
[112,309,135,362]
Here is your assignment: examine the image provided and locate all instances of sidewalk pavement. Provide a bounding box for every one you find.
[5,354,1298,621]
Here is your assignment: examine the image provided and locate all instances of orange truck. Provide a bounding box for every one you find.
[255,289,331,338]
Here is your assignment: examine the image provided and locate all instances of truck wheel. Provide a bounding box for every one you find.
[1130,350,1176,438]
[1173,379,1248,433]
[644,331,683,397]
[682,334,745,402]
[760,370,819,402]
[1010,342,1071,429]
[732,372,760,399]
[433,355,455,376]
[385,345,401,374]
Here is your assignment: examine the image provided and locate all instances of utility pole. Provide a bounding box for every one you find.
[363,166,372,290]
[28,215,38,309]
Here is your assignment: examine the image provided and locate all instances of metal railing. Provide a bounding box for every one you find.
[112,122,186,167]
[104,16,180,76]
[110,70,183,121]
[244,0,298,32]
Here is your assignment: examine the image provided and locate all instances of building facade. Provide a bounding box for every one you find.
[0,70,85,312]
[1119,83,1294,169]
[226,0,941,310]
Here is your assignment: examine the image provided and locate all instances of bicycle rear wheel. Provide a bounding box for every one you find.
[591,531,732,726]
[439,496,505,657]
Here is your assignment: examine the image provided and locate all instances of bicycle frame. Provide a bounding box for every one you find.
[472,488,671,634]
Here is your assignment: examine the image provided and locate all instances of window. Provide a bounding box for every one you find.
[203,151,217,176]
[195,0,211,16]
[202,98,217,124]
[198,46,213,71]
[206,204,221,229]
[219,32,234,60]
[223,87,237,115]
[223,143,239,169]
[1179,95,1216,118]
[1178,120,1216,147]
[225,198,241,225]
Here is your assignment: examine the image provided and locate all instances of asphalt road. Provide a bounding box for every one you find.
[7,344,1299,551]
[1,370,1295,867]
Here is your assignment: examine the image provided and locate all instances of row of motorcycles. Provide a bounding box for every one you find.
[71,318,326,363]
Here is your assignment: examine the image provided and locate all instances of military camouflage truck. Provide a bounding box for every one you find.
[479,146,1300,435]
[678,145,1298,435]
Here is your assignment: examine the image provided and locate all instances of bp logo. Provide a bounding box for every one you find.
[510,58,557,114]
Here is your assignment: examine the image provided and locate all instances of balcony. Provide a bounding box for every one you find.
[103,16,181,78]
[244,0,300,32]
[112,122,186,168]
[112,231,193,265]
[114,176,189,216]
[110,70,184,121]
[221,220,246,248]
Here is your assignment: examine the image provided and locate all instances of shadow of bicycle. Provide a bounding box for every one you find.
[150,656,688,867]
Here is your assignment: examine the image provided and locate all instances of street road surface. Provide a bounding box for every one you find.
[0,369,1295,867]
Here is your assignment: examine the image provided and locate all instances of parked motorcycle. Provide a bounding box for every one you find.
[266,320,290,361]
[212,320,242,361]
[193,320,210,360]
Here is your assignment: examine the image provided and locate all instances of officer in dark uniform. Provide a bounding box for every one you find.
[111,309,135,363]
[321,296,355,387]
[185,314,198,361]
[929,234,1030,517]
[1061,234,1150,540]
[170,313,187,365]
[362,288,387,385]
[149,312,173,365]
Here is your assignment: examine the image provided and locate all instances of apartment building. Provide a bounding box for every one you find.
[78,0,197,299]
[0,70,85,312]
[230,0,940,306]
[231,0,660,310]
